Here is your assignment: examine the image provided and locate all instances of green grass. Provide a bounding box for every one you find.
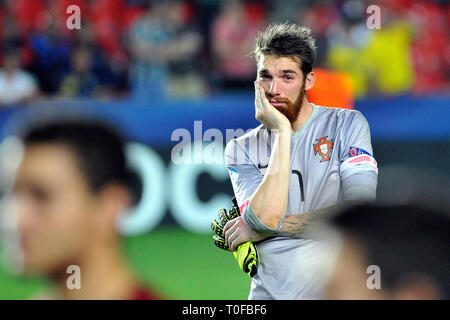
[0,227,251,300]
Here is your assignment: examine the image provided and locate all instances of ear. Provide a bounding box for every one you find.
[304,71,315,91]
[97,183,131,231]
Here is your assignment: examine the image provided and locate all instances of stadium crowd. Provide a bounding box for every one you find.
[0,0,447,104]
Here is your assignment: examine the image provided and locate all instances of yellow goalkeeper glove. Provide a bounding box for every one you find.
[211,198,259,277]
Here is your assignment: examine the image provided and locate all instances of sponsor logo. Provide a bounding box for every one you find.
[349,147,372,157]
[258,163,268,169]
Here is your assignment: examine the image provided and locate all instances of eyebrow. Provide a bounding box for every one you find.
[258,69,298,75]
[281,69,298,75]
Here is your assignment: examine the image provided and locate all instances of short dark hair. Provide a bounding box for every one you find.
[19,115,128,193]
[253,22,316,76]
[329,204,450,299]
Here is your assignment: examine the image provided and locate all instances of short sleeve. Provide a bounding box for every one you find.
[339,111,378,201]
[224,139,263,213]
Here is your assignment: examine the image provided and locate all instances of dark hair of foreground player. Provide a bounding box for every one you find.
[327,204,450,299]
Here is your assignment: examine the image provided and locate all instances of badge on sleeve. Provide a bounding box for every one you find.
[349,147,372,157]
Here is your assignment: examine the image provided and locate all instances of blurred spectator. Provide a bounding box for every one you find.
[128,0,205,99]
[325,0,376,97]
[166,1,206,98]
[1,15,22,53]
[324,204,450,300]
[59,46,104,98]
[0,48,38,106]
[0,9,34,68]
[361,11,415,96]
[71,24,117,90]
[28,14,71,94]
[210,0,263,91]
[194,0,222,70]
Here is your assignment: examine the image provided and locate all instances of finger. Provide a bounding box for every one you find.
[223,217,238,236]
[258,84,270,109]
[213,235,229,251]
[224,223,235,248]
[254,81,263,113]
[231,237,246,252]
[210,219,224,237]
[218,208,229,226]
[224,221,239,248]
[226,206,240,220]
[227,229,240,251]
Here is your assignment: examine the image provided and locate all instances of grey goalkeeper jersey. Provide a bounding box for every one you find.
[225,104,378,300]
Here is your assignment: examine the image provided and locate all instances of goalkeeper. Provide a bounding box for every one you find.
[210,23,378,299]
[211,198,260,277]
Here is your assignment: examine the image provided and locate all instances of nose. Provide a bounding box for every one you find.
[13,196,35,237]
[269,78,281,96]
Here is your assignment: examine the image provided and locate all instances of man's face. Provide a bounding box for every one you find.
[10,144,97,274]
[257,54,306,123]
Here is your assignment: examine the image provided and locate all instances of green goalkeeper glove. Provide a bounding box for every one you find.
[211,197,259,277]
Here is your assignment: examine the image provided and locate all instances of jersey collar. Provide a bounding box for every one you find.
[292,103,320,139]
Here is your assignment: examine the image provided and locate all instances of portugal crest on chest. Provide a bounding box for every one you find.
[313,136,334,162]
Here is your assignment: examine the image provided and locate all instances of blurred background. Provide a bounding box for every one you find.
[0,0,448,299]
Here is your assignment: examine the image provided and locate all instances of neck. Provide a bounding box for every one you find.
[53,241,138,300]
[292,99,313,132]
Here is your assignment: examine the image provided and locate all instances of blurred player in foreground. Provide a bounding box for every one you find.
[324,204,450,300]
[1,116,158,299]
[212,22,378,299]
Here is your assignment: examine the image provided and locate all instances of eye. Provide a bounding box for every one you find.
[30,186,50,203]
[283,75,294,80]
[259,74,271,80]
